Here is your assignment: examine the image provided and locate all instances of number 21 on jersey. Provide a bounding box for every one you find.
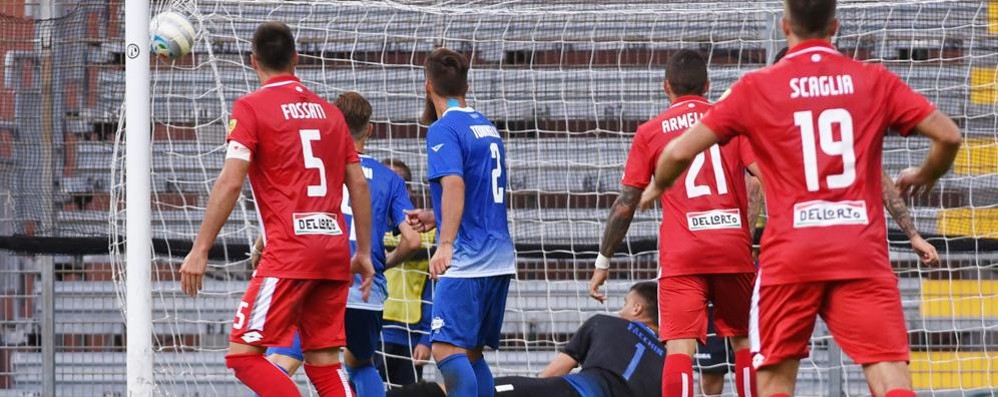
[685,144,728,198]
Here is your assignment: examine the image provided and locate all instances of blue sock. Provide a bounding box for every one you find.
[437,353,477,397]
[471,358,494,397]
[346,363,386,397]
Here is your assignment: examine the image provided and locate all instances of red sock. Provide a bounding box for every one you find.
[884,389,916,397]
[304,362,354,397]
[225,353,300,397]
[663,354,694,397]
[735,349,758,397]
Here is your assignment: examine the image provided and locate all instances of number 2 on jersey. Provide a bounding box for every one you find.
[685,144,728,198]
[299,129,327,197]
[794,108,856,192]
[490,142,504,203]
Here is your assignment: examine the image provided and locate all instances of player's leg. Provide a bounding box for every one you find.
[696,311,731,397]
[431,277,483,397]
[659,275,709,397]
[226,277,303,396]
[266,331,304,375]
[710,272,757,397]
[700,372,726,397]
[345,308,387,397]
[377,342,418,388]
[751,280,824,397]
[299,280,353,397]
[386,381,447,397]
[473,275,513,397]
[821,278,913,397]
[494,376,582,397]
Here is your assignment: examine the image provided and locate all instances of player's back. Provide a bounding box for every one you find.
[626,97,755,277]
[564,314,665,397]
[703,41,935,284]
[343,155,413,308]
[427,107,515,277]
[227,75,358,281]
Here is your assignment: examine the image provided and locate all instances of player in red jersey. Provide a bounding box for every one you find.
[178,22,375,397]
[589,49,763,397]
[637,1,962,396]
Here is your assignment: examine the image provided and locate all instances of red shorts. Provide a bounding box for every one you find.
[750,276,910,368]
[658,272,755,344]
[229,276,349,351]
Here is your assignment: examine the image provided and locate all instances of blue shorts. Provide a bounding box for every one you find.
[430,275,511,350]
[345,308,383,362]
[266,332,303,362]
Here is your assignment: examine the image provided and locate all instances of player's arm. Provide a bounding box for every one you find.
[180,158,250,297]
[386,221,421,268]
[346,162,375,300]
[895,110,962,197]
[588,185,641,302]
[639,123,720,209]
[249,235,264,268]
[746,173,763,239]
[881,171,939,265]
[430,175,464,278]
[538,353,579,378]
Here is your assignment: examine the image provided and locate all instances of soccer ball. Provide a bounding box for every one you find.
[149,11,196,59]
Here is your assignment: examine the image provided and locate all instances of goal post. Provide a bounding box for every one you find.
[124,0,154,394]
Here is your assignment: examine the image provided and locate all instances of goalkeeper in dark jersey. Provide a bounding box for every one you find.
[390,282,664,397]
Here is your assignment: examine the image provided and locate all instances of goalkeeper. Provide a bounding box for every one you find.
[387,282,665,397]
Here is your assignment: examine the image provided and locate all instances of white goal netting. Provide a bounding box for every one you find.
[0,0,995,396]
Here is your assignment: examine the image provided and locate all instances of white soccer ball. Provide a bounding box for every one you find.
[149,11,196,59]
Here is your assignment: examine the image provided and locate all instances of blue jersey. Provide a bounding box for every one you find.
[344,155,415,310]
[426,107,516,277]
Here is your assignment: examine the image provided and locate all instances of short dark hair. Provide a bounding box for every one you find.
[424,48,470,97]
[382,159,412,182]
[785,0,837,39]
[774,47,789,63]
[336,91,373,140]
[630,281,659,325]
[666,49,708,97]
[252,21,296,72]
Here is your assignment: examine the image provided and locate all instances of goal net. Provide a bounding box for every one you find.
[0,0,995,395]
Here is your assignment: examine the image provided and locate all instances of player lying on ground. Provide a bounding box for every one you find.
[385,282,664,397]
[590,49,763,397]
[638,1,962,396]
[178,22,376,397]
[260,92,422,397]
[404,48,517,397]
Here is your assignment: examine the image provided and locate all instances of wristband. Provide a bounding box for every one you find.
[595,254,610,270]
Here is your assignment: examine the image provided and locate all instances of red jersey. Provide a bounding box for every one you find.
[227,75,359,280]
[701,41,936,285]
[623,96,757,277]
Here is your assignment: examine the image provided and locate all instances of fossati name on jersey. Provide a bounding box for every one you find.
[789,75,854,99]
[281,102,327,120]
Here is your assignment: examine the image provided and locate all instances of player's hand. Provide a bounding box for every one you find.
[910,235,940,266]
[412,344,431,365]
[405,209,436,233]
[351,253,375,302]
[588,268,609,303]
[639,184,664,211]
[249,248,262,269]
[179,251,208,297]
[429,243,453,279]
[895,167,936,199]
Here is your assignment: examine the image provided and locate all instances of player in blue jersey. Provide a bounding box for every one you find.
[263,92,422,397]
[406,48,516,397]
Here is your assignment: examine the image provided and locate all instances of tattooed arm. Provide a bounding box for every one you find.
[746,174,763,240]
[882,171,940,265]
[589,186,642,302]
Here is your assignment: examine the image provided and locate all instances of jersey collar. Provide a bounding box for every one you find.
[784,39,841,60]
[442,106,475,116]
[261,74,301,89]
[669,95,709,108]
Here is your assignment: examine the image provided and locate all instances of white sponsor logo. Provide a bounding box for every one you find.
[687,208,742,231]
[495,385,515,392]
[293,212,344,236]
[431,144,445,152]
[431,316,445,332]
[793,200,868,228]
[241,331,262,344]
[752,353,765,369]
